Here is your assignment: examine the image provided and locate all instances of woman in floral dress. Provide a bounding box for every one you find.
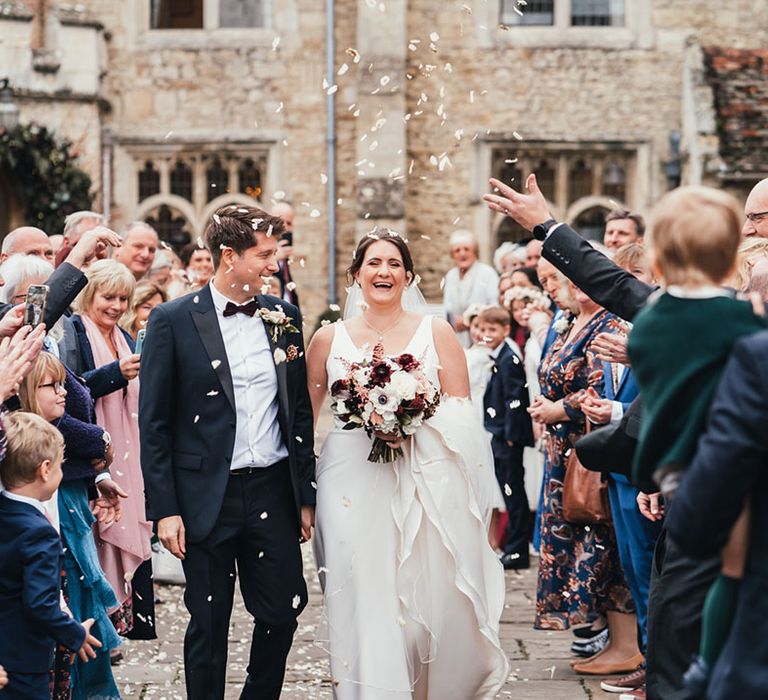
[528,280,641,675]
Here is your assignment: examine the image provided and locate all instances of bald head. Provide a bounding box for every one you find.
[272,202,294,230]
[1,227,53,263]
[743,178,768,238]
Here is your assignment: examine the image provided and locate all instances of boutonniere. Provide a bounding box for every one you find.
[257,305,299,342]
[553,315,571,335]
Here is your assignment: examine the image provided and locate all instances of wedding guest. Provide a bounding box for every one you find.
[580,243,662,697]
[627,187,765,694]
[19,353,124,700]
[179,242,214,291]
[732,236,768,292]
[112,222,158,281]
[121,282,167,340]
[272,202,300,307]
[603,209,645,252]
[665,330,768,700]
[148,249,174,290]
[57,211,105,268]
[481,306,534,570]
[493,241,520,274]
[443,230,499,347]
[0,412,101,700]
[0,226,54,263]
[742,177,768,237]
[497,271,514,306]
[510,266,541,290]
[529,278,640,675]
[526,239,543,268]
[69,260,155,642]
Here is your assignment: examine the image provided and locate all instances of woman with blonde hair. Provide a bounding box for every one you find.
[69,259,154,643]
[121,281,167,340]
[733,236,768,292]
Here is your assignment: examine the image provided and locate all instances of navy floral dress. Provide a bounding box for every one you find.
[535,310,634,630]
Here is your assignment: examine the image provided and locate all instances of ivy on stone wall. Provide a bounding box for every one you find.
[0,123,92,234]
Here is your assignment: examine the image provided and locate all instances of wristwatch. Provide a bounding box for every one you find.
[532,218,557,241]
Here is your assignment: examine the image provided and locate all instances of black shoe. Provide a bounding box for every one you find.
[500,552,530,570]
[570,627,610,657]
[573,623,607,639]
[682,655,710,697]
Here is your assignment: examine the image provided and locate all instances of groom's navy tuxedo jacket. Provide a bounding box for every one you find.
[138,286,316,543]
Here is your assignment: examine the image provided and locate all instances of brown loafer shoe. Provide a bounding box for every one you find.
[573,652,644,676]
[601,667,646,693]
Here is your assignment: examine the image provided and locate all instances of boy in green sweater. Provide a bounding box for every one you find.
[628,186,766,693]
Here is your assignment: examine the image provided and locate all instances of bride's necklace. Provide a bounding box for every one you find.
[362,310,405,341]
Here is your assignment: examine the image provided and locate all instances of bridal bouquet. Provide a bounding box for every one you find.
[330,342,440,463]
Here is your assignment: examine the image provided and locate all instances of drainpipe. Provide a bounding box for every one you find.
[325,0,337,305]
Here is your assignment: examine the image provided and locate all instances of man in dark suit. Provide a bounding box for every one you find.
[480,306,534,569]
[482,174,720,700]
[272,202,300,308]
[139,204,316,700]
[665,331,768,699]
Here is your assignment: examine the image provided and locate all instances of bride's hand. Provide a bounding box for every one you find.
[373,430,404,449]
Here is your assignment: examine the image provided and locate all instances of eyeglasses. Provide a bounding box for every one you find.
[745,210,768,224]
[38,381,65,394]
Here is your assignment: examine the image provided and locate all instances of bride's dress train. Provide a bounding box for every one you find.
[314,317,509,699]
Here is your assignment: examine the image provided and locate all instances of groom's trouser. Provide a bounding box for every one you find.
[181,460,308,700]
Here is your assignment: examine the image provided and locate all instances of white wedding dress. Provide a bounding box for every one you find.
[314,316,509,699]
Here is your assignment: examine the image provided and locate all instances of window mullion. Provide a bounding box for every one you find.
[556,0,571,28]
[204,0,219,30]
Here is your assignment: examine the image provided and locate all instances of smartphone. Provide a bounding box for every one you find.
[280,231,293,247]
[135,328,146,355]
[24,284,49,326]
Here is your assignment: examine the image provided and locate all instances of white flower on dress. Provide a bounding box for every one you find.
[553,316,571,335]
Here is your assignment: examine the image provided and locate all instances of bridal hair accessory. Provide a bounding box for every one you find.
[502,285,551,311]
[330,342,440,463]
[257,305,299,342]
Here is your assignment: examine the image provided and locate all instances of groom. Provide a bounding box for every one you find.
[139,205,316,699]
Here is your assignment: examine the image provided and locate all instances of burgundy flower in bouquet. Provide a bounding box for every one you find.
[330,342,440,463]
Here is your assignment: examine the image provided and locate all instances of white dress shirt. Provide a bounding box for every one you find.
[210,282,288,470]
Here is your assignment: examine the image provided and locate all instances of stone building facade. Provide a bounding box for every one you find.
[2,0,768,323]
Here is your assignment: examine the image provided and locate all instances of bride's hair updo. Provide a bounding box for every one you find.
[347,227,416,286]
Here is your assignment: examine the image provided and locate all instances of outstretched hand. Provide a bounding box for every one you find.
[77,618,102,663]
[483,173,553,233]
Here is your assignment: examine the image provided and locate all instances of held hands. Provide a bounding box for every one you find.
[527,395,558,425]
[119,354,141,381]
[77,618,102,663]
[580,388,613,425]
[300,505,315,543]
[158,515,186,560]
[637,492,665,522]
[483,173,552,233]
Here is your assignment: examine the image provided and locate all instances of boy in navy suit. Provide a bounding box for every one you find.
[0,412,101,699]
[480,307,534,569]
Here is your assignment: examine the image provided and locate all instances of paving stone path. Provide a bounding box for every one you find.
[114,551,620,699]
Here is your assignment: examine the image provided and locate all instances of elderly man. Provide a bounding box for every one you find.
[603,209,645,251]
[0,227,54,263]
[443,230,499,347]
[113,222,159,280]
[55,210,106,267]
[742,178,768,237]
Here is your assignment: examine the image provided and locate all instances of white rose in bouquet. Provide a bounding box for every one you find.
[389,370,418,401]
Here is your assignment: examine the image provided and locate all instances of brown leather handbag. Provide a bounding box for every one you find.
[562,423,612,524]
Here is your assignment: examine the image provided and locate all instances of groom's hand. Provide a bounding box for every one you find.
[300,505,315,543]
[158,515,186,559]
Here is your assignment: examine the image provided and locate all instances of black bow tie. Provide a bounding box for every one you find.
[222,299,259,318]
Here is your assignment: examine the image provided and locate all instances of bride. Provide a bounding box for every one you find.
[306,228,509,699]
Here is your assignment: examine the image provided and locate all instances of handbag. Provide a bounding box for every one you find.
[562,422,612,524]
